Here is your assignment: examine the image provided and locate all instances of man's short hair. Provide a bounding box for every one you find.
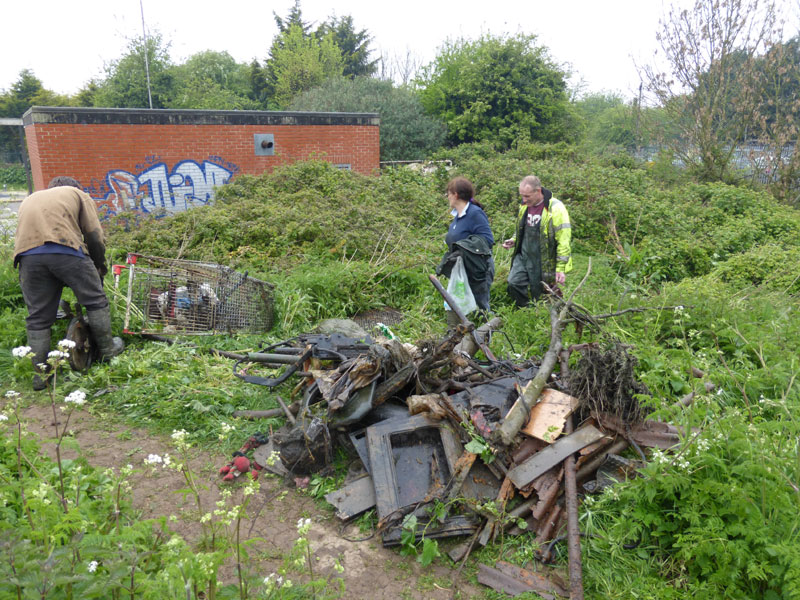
[519,175,541,191]
[48,176,82,189]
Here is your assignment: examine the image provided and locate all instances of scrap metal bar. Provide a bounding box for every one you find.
[563,417,584,600]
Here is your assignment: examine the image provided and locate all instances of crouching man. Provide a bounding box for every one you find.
[14,176,124,389]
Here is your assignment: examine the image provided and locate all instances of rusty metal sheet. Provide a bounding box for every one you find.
[324,475,376,521]
[595,412,686,449]
[495,560,568,598]
[477,564,557,599]
[382,515,479,546]
[507,425,605,489]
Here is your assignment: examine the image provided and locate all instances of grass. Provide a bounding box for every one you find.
[2,153,800,598]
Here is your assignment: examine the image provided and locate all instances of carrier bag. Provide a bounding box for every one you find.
[445,256,478,315]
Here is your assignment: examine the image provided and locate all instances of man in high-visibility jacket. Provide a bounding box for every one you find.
[501,175,572,307]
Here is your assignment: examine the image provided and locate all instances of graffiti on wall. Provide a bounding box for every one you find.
[88,157,239,217]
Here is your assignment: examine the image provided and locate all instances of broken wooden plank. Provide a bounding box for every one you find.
[521,388,579,442]
[444,451,477,502]
[507,425,605,488]
[324,475,376,521]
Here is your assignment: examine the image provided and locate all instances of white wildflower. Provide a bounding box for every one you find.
[64,390,87,406]
[696,438,710,452]
[5,390,20,399]
[263,573,284,592]
[144,454,163,465]
[243,479,259,497]
[12,346,32,358]
[48,350,69,359]
[296,517,312,534]
[265,450,280,467]
[171,429,190,449]
[58,339,76,350]
[87,560,98,573]
[0,414,8,422]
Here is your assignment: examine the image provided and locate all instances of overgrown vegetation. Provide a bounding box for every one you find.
[2,145,799,597]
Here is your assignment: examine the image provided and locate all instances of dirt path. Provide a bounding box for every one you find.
[15,399,483,600]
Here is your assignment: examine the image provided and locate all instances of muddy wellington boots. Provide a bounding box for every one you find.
[26,327,52,391]
[86,307,125,361]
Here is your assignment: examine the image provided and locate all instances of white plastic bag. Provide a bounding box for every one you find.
[445,256,478,315]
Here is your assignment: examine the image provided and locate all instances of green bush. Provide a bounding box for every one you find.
[0,163,26,186]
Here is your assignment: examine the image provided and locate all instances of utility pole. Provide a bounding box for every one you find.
[140,0,153,109]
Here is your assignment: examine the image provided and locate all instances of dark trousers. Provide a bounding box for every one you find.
[468,257,495,312]
[19,254,108,330]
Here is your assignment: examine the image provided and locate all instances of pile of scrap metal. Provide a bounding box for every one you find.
[226,275,707,600]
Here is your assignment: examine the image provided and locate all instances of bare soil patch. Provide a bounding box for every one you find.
[16,398,482,599]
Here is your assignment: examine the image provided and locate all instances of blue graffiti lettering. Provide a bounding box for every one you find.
[94,158,237,217]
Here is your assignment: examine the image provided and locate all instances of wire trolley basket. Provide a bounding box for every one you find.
[122,254,275,335]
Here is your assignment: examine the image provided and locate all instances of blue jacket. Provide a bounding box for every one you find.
[445,202,494,249]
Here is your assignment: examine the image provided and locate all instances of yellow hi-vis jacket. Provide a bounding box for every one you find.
[512,192,573,278]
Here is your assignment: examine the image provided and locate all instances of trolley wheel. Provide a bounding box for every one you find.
[66,317,96,372]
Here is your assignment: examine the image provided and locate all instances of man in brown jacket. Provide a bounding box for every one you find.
[14,176,124,389]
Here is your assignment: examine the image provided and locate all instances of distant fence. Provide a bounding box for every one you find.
[634,143,796,184]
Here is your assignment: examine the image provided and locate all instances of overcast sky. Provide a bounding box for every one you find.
[2,0,799,101]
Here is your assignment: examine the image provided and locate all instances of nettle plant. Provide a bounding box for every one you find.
[1,343,183,599]
[3,343,346,600]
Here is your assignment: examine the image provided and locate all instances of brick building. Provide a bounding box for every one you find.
[22,106,380,217]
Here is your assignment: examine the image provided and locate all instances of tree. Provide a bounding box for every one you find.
[273,0,312,37]
[0,70,72,160]
[315,15,377,78]
[290,76,446,161]
[415,33,578,148]
[266,24,343,108]
[747,36,800,203]
[168,51,259,109]
[642,0,779,181]
[93,32,175,108]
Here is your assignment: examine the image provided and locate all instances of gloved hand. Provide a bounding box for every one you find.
[96,263,108,278]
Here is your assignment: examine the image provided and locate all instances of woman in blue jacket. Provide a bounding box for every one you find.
[437,177,495,321]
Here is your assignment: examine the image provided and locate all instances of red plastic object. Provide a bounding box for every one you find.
[232,456,250,473]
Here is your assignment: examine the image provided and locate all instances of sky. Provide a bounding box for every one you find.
[2,0,798,101]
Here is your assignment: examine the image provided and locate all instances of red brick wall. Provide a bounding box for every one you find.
[23,107,380,217]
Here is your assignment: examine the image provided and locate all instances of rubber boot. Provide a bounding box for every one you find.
[86,307,125,362]
[26,327,51,391]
